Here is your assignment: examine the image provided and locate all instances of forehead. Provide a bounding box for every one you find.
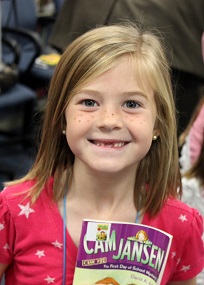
[80,57,154,95]
[66,55,157,108]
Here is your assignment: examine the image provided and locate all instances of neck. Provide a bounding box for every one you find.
[58,163,141,248]
[66,161,137,216]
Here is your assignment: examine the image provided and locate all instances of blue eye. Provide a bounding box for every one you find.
[124,101,139,108]
[82,99,97,107]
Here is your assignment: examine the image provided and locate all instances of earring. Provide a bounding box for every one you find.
[152,135,157,141]
[62,130,66,135]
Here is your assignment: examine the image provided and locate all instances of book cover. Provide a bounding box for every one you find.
[73,219,173,285]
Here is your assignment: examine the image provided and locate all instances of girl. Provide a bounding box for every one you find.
[0,24,203,285]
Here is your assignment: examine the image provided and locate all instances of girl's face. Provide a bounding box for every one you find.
[65,57,158,175]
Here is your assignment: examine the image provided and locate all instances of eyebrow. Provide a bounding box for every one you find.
[121,91,148,99]
[76,89,148,99]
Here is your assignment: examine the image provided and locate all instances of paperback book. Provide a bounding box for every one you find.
[73,219,173,285]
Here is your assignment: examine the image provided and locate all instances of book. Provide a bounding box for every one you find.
[73,219,173,285]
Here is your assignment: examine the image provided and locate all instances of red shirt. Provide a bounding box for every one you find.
[0,178,203,284]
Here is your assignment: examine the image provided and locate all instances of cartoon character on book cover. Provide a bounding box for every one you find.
[73,220,172,285]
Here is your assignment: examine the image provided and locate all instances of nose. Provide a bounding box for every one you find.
[96,108,124,131]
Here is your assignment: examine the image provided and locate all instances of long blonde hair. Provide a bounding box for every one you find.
[6,23,181,216]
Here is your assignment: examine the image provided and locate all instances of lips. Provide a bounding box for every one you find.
[90,140,127,148]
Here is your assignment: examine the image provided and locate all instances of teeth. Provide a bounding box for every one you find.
[94,141,125,148]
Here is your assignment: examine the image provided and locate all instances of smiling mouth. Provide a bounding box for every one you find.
[90,140,127,148]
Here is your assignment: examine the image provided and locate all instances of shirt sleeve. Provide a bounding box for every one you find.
[0,191,15,264]
[171,209,204,281]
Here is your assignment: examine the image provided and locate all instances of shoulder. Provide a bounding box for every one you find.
[1,177,54,199]
[0,181,35,223]
[1,180,35,197]
[144,198,203,238]
[161,198,203,233]
[144,198,204,278]
[0,180,34,209]
[0,177,54,218]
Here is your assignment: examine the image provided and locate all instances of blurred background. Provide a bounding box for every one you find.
[0,1,203,284]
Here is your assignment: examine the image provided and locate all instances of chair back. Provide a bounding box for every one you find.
[1,0,57,89]
[2,0,37,30]
[1,0,41,76]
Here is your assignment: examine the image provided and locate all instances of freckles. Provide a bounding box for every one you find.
[72,117,81,123]
[73,114,83,123]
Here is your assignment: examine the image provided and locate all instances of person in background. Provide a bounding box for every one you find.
[179,94,204,216]
[0,23,203,285]
[48,0,204,134]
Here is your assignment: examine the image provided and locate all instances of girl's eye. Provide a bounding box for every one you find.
[82,99,98,107]
[124,101,139,108]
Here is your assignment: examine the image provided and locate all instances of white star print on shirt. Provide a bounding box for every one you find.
[171,252,176,258]
[0,223,4,231]
[44,276,55,284]
[35,250,45,258]
[3,244,10,250]
[52,240,63,249]
[181,265,191,272]
[18,202,35,218]
[179,214,188,222]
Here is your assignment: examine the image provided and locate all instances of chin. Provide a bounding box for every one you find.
[89,163,132,175]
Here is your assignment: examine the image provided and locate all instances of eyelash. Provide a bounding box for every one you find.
[81,99,141,109]
[123,100,140,109]
[82,99,98,107]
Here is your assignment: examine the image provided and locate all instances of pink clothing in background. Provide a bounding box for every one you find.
[189,105,204,165]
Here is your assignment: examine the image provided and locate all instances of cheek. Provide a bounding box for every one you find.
[65,109,81,131]
[65,113,92,148]
[128,115,154,135]
[65,107,94,124]
[65,116,83,141]
[128,117,155,149]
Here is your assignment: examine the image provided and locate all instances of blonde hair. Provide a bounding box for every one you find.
[6,23,181,216]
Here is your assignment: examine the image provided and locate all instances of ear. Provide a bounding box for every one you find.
[153,117,160,136]
[153,129,160,137]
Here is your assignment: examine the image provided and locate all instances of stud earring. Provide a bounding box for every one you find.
[62,130,66,135]
[152,135,157,141]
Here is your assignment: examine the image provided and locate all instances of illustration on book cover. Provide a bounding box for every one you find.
[73,220,173,285]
